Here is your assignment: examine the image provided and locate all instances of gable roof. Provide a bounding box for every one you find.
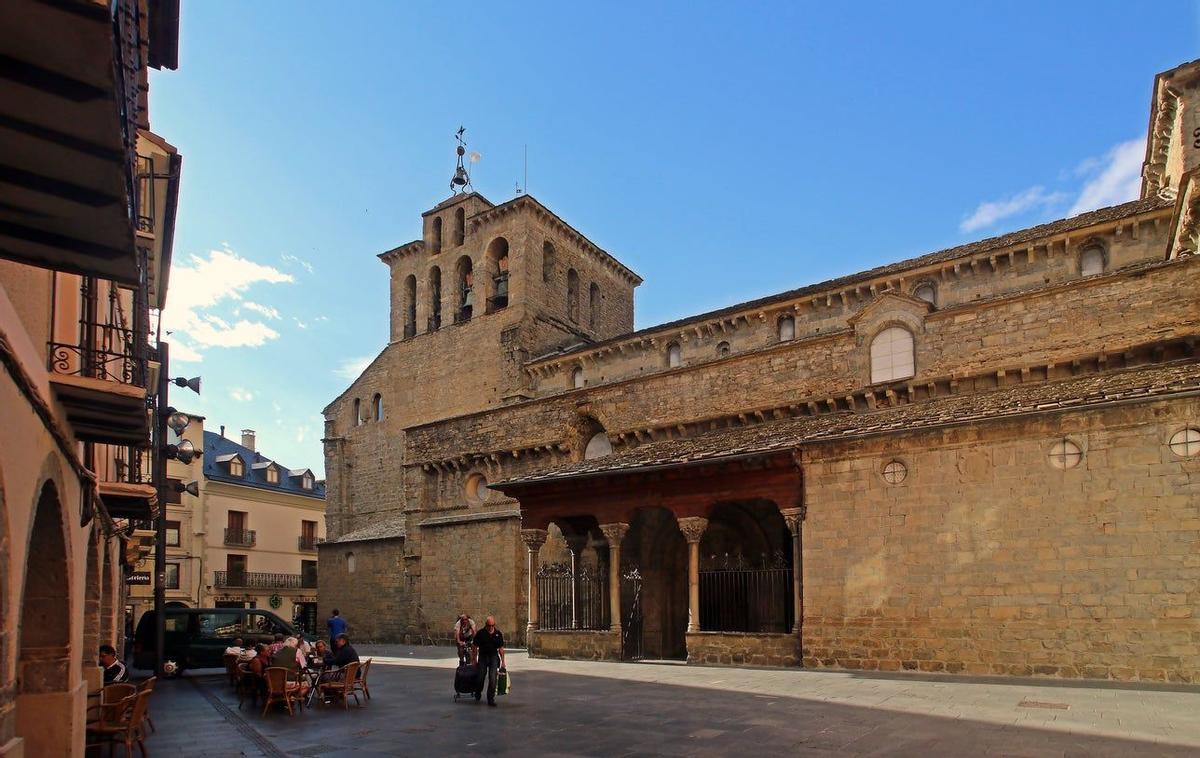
[202,430,326,500]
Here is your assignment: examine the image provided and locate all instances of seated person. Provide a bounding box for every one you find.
[331,633,359,668]
[224,637,246,658]
[309,639,333,668]
[247,644,272,676]
[267,633,286,657]
[99,644,129,684]
[270,637,306,673]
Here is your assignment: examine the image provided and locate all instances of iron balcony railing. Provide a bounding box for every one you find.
[48,277,148,388]
[214,570,317,590]
[224,528,256,547]
[298,536,320,551]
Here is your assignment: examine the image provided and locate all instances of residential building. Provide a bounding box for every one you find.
[320,59,1200,682]
[0,1,182,755]
[129,418,327,636]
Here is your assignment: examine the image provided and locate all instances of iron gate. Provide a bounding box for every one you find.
[536,562,608,630]
[698,551,793,633]
[621,566,644,659]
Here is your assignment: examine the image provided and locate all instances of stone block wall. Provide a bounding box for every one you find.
[317,538,415,642]
[686,632,801,667]
[800,396,1200,681]
[530,630,622,661]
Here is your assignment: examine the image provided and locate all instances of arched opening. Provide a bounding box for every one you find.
[485,237,509,312]
[698,501,793,633]
[535,518,609,631]
[585,432,613,459]
[428,266,442,331]
[453,207,465,246]
[373,393,383,422]
[455,255,474,323]
[571,367,584,389]
[777,315,795,341]
[913,282,936,305]
[346,552,356,573]
[431,216,443,254]
[869,326,915,384]
[16,480,72,753]
[567,269,580,323]
[1080,245,1105,277]
[621,508,688,660]
[589,283,600,329]
[83,527,102,665]
[716,341,731,358]
[667,341,682,368]
[403,274,417,339]
[542,241,556,283]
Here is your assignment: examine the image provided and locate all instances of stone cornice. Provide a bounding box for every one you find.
[378,239,424,263]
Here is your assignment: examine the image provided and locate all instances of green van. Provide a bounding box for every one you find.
[132,607,295,672]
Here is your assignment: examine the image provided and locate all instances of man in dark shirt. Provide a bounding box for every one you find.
[331,633,359,668]
[99,645,129,684]
[471,615,506,706]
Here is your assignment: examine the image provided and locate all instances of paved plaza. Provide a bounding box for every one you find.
[139,645,1200,757]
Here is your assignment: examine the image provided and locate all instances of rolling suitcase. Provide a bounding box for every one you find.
[453,662,481,701]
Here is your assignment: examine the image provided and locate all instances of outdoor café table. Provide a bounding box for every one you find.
[305,664,338,707]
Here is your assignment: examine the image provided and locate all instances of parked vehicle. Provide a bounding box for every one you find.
[132,607,295,672]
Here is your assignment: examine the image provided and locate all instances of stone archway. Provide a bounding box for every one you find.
[623,508,687,660]
[15,479,73,755]
[83,527,101,665]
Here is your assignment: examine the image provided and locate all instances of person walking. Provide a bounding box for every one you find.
[471,615,506,707]
[453,613,476,665]
[327,608,348,644]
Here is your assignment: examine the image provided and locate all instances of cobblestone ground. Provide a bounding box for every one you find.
[138,645,1200,757]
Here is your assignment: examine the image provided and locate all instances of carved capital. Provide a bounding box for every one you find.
[676,516,709,544]
[780,506,806,534]
[598,522,629,548]
[520,528,548,551]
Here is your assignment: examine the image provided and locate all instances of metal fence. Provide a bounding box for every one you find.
[536,562,609,630]
[214,571,316,590]
[699,552,793,633]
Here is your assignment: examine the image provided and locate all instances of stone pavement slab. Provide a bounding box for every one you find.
[136,645,1200,757]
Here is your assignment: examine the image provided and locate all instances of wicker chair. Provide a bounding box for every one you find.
[224,653,240,686]
[236,667,263,710]
[86,689,150,758]
[318,661,361,709]
[351,658,372,701]
[86,683,136,727]
[261,667,307,716]
[137,676,157,733]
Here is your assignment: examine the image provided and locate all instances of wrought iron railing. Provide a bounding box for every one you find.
[136,154,155,233]
[536,562,609,630]
[298,536,319,551]
[214,570,317,589]
[699,552,793,633]
[224,528,256,547]
[48,278,148,387]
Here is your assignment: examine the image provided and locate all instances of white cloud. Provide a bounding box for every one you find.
[242,301,281,320]
[294,318,308,330]
[281,253,315,274]
[1068,138,1145,216]
[335,355,373,380]
[960,186,1067,233]
[163,248,294,360]
[230,387,255,402]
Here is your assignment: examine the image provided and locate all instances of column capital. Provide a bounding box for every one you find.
[598,522,629,546]
[780,506,806,533]
[677,516,709,544]
[520,528,548,550]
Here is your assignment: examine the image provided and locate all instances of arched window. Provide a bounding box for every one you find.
[1080,245,1105,277]
[456,256,474,322]
[428,266,442,331]
[373,393,383,421]
[667,341,682,368]
[431,216,443,254]
[346,552,356,573]
[486,237,509,311]
[567,269,580,323]
[572,367,584,389]
[716,341,731,357]
[403,274,417,338]
[542,241,555,282]
[585,432,613,459]
[913,282,936,305]
[870,326,915,384]
[453,207,465,246]
[589,283,600,329]
[778,315,795,341]
[353,398,362,426]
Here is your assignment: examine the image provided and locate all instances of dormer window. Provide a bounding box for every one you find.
[302,473,314,490]
[229,458,244,477]
[265,466,279,484]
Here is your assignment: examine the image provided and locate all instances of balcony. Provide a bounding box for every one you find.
[224,528,256,547]
[298,536,320,551]
[214,571,318,590]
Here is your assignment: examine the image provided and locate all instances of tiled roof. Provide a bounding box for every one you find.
[495,359,1200,487]
[202,431,326,500]
[328,516,406,544]
[529,196,1172,364]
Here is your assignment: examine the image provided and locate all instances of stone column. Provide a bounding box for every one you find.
[565,534,589,630]
[598,523,629,632]
[781,507,806,634]
[677,517,709,633]
[521,529,548,632]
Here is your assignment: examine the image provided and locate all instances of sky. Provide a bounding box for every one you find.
[150,1,1198,477]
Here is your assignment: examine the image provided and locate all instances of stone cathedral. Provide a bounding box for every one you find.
[319,60,1200,681]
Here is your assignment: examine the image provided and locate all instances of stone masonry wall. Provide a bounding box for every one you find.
[317,538,416,643]
[530,630,622,661]
[686,632,801,667]
[800,396,1200,681]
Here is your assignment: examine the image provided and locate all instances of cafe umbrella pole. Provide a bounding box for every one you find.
[153,341,169,677]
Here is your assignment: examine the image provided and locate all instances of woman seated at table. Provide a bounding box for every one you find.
[247,644,272,676]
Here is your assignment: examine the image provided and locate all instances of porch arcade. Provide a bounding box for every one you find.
[493,451,804,667]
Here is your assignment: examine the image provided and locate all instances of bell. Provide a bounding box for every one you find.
[451,167,469,188]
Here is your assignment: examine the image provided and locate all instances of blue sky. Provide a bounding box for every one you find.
[151,1,1198,477]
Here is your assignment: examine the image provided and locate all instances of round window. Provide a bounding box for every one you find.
[1168,428,1200,457]
[881,460,907,485]
[1048,439,1083,469]
[465,472,490,505]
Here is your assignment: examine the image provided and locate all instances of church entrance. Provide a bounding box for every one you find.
[621,507,687,660]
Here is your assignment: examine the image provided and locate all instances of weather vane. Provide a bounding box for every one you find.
[450,126,475,194]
